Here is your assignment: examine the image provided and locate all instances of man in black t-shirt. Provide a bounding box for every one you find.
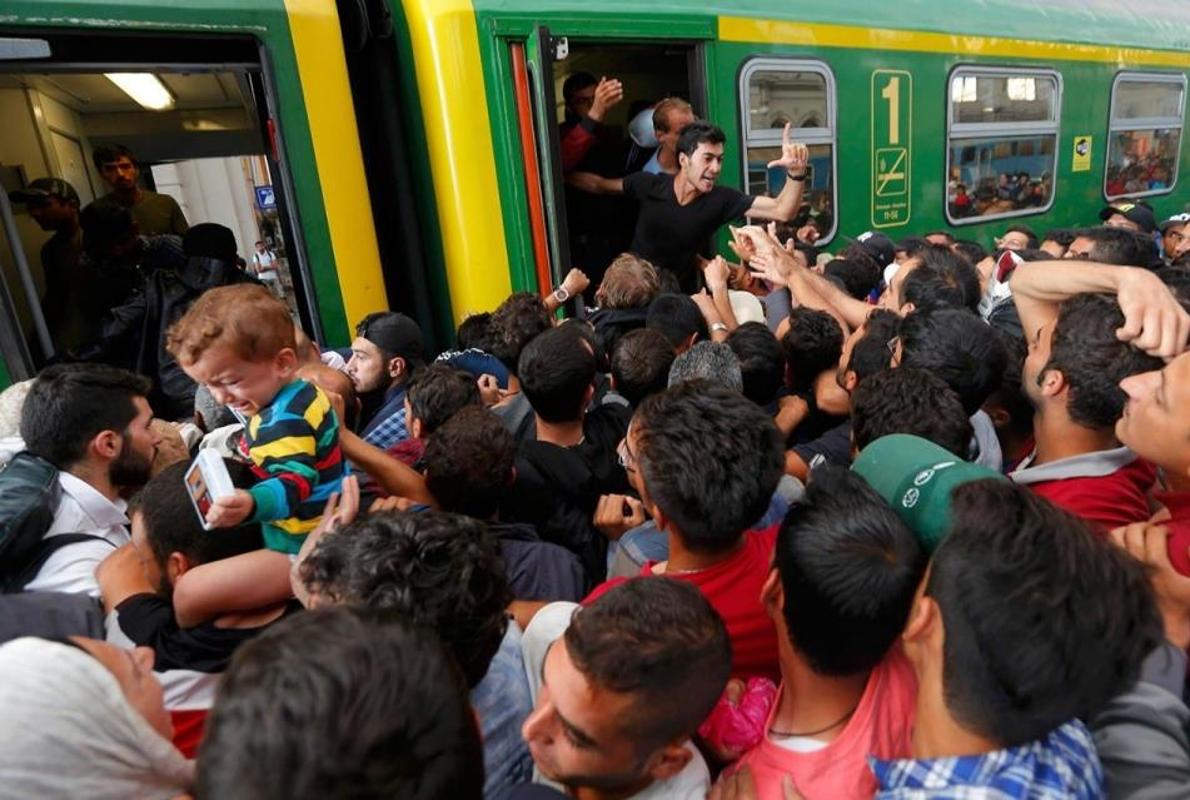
[568,121,809,292]
[96,460,298,757]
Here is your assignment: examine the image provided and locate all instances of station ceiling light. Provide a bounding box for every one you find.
[104,72,175,110]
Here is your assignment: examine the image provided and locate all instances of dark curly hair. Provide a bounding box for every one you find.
[405,364,480,434]
[1044,293,1163,429]
[196,606,483,800]
[851,367,973,457]
[634,380,784,553]
[782,308,843,394]
[300,510,512,688]
[489,292,551,374]
[424,406,516,519]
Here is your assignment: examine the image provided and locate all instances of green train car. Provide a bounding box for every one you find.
[0,0,1187,388]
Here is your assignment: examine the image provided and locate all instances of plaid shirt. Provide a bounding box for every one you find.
[359,385,409,451]
[870,720,1104,799]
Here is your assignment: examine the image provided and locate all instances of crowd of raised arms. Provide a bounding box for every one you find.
[2,72,1190,800]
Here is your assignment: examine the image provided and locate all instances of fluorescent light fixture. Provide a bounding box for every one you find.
[105,72,174,110]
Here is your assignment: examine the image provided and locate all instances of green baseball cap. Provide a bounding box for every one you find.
[851,434,1006,553]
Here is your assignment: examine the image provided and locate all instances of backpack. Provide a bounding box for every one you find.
[0,452,101,592]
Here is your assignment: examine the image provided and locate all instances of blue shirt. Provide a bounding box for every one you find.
[358,384,409,451]
[870,720,1104,799]
[471,622,534,800]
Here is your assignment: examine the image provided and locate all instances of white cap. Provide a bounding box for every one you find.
[629,106,658,148]
[728,290,766,325]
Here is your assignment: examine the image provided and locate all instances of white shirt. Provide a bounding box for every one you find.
[23,472,129,597]
[521,602,711,800]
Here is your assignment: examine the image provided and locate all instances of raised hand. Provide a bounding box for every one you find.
[588,77,624,122]
[765,122,810,176]
[1115,268,1190,359]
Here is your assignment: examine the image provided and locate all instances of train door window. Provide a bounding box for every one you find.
[0,32,311,382]
[945,67,1061,225]
[551,41,697,287]
[739,59,837,242]
[1105,72,1186,200]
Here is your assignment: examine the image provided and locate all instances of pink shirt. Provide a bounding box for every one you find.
[734,647,917,799]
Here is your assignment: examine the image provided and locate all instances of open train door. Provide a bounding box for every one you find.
[510,27,572,300]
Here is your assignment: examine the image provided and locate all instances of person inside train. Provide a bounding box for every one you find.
[567,121,810,292]
[87,143,189,238]
[7,177,90,351]
[74,221,259,421]
[640,96,696,176]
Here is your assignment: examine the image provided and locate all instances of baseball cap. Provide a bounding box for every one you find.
[628,106,658,148]
[846,231,897,268]
[356,312,424,365]
[1099,201,1156,234]
[851,434,1005,552]
[1159,212,1190,232]
[8,177,79,206]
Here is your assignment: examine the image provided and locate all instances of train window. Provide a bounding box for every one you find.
[1105,72,1186,200]
[945,67,1061,225]
[739,59,837,242]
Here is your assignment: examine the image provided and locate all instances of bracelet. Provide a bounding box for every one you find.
[710,322,729,334]
[552,286,570,304]
[787,172,807,182]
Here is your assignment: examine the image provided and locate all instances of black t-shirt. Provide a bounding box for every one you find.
[116,593,300,673]
[792,420,853,471]
[501,404,632,583]
[624,172,754,292]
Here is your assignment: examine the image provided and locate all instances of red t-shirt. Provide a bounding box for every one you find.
[1025,458,1156,530]
[1158,491,1190,577]
[585,525,780,681]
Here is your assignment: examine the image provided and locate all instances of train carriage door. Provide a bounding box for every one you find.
[509,27,573,299]
[0,31,319,382]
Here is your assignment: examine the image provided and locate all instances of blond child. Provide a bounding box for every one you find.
[165,284,345,624]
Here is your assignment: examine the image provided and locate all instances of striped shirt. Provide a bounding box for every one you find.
[244,380,345,553]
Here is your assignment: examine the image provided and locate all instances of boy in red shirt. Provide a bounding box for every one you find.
[585,379,785,681]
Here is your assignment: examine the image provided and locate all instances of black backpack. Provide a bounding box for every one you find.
[0,452,103,592]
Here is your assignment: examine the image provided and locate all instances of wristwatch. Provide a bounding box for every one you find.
[552,286,570,304]
[710,322,729,334]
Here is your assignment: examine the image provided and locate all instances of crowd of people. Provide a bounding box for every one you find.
[1,97,1190,800]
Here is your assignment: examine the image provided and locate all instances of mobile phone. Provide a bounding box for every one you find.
[184,449,235,530]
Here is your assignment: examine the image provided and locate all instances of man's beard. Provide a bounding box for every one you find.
[110,442,154,490]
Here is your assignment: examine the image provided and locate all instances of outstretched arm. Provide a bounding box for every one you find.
[745,123,808,223]
[341,429,435,506]
[565,172,625,195]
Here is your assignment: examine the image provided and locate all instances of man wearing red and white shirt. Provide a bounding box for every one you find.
[1008,260,1179,529]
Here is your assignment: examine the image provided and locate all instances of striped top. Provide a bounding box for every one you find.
[244,380,344,553]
